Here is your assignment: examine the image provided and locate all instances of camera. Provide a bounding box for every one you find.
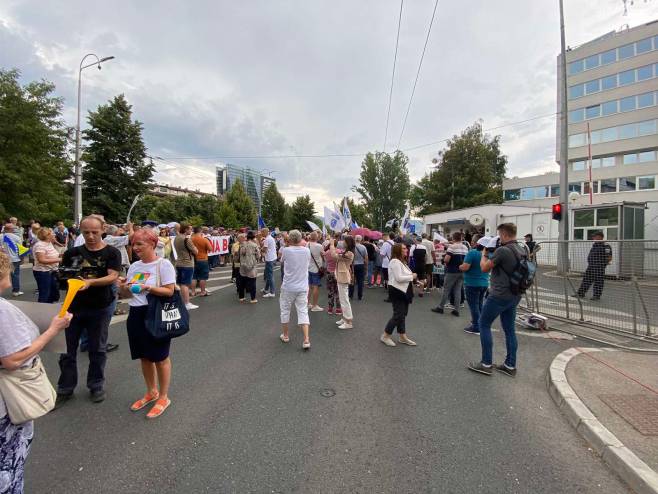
[57,255,96,290]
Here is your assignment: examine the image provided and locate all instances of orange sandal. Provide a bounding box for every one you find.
[146,397,171,419]
[130,391,159,411]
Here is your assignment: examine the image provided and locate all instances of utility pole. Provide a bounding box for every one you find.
[558,0,570,273]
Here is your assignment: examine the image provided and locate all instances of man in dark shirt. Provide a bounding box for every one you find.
[363,236,376,287]
[575,231,612,301]
[57,216,121,405]
[431,232,468,316]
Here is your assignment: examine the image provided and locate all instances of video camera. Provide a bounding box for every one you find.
[57,254,96,290]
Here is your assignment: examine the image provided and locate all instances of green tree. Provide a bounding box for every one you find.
[82,94,154,222]
[217,201,239,229]
[289,195,316,230]
[410,122,507,215]
[0,69,72,223]
[346,198,371,229]
[225,180,256,227]
[261,182,287,228]
[354,151,410,231]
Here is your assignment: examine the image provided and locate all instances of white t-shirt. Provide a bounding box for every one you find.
[104,235,130,266]
[380,240,394,268]
[264,235,277,262]
[74,234,85,247]
[308,242,324,273]
[280,246,310,292]
[126,259,177,307]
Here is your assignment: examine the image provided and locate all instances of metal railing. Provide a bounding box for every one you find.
[522,240,658,337]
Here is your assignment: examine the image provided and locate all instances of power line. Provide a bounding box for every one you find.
[396,0,440,150]
[383,0,404,152]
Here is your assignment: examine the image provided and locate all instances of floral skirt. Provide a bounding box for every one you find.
[0,415,33,494]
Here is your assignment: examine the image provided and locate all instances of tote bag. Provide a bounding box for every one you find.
[0,357,56,424]
[145,260,190,340]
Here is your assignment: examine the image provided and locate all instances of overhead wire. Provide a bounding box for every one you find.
[396,0,440,150]
[383,0,404,152]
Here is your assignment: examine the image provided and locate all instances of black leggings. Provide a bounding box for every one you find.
[239,276,256,300]
[385,289,409,334]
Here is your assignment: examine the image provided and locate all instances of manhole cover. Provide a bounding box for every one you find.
[321,388,335,398]
[599,394,658,436]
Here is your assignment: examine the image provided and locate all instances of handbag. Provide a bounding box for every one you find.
[0,356,56,424]
[311,250,325,278]
[145,260,190,340]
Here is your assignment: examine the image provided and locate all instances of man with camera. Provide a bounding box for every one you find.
[56,216,122,405]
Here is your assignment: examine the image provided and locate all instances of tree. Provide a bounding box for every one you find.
[346,198,371,229]
[289,195,316,231]
[0,69,72,224]
[261,182,287,228]
[217,201,239,229]
[354,151,410,231]
[410,122,507,215]
[82,94,154,222]
[225,179,256,227]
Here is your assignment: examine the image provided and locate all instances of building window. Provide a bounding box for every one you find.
[584,181,599,194]
[569,120,658,148]
[618,123,636,140]
[597,207,618,226]
[573,229,584,240]
[591,158,601,169]
[568,133,587,147]
[601,100,618,116]
[600,178,618,193]
[551,185,560,197]
[601,75,617,90]
[585,105,600,119]
[638,175,656,190]
[619,96,636,112]
[619,69,636,86]
[569,109,584,123]
[636,37,652,54]
[574,209,594,227]
[618,43,635,60]
[601,156,615,167]
[637,65,653,81]
[569,59,584,75]
[572,160,586,171]
[585,79,601,94]
[618,177,636,192]
[639,151,656,162]
[601,49,616,65]
[623,153,638,165]
[504,189,520,201]
[584,54,600,70]
[567,35,657,75]
[638,120,657,136]
[569,84,584,99]
[637,91,655,108]
[569,182,582,193]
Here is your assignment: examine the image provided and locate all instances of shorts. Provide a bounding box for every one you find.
[279,290,310,325]
[308,271,322,286]
[176,266,194,285]
[193,260,210,281]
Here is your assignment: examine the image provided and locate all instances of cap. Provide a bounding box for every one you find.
[477,236,491,247]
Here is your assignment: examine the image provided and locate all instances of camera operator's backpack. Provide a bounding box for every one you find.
[501,244,536,295]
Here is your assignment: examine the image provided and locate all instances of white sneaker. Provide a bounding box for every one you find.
[263,293,275,298]
[380,334,396,347]
[12,292,24,297]
[185,303,199,310]
[335,319,345,325]
[338,323,353,330]
[311,306,324,312]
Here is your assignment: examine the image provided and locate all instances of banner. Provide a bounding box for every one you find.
[207,235,231,256]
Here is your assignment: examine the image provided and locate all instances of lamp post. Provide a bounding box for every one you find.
[558,0,570,273]
[73,54,115,225]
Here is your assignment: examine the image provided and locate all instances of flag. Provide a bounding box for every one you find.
[385,219,395,229]
[324,206,345,233]
[258,215,266,229]
[342,197,352,229]
[322,222,327,239]
[2,235,30,257]
[306,220,321,232]
[400,204,411,235]
[352,221,359,229]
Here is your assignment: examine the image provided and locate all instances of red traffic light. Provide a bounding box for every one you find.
[552,203,562,221]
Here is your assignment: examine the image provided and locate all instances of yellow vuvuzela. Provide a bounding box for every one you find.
[58,279,86,317]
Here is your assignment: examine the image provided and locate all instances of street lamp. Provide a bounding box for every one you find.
[73,53,115,225]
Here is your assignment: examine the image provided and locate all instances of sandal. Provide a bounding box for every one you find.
[130,391,160,411]
[280,334,290,343]
[146,397,171,419]
[200,292,211,297]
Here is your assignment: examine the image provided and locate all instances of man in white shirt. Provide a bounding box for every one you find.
[380,232,395,290]
[261,228,277,297]
[421,233,436,290]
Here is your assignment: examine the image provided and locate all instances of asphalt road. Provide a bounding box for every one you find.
[14,264,629,493]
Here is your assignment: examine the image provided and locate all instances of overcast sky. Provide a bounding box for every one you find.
[1,0,656,211]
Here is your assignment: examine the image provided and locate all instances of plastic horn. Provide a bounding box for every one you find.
[58,279,86,317]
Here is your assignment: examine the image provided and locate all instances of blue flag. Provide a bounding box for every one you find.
[258,215,266,229]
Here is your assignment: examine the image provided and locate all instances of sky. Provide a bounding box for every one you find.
[1,0,656,212]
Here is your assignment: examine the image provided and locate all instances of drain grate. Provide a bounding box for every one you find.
[321,388,336,398]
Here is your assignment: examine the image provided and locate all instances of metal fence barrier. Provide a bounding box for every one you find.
[522,240,657,337]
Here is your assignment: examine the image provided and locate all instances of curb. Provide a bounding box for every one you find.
[548,347,658,494]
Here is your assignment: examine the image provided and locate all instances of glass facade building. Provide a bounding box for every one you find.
[216,164,276,214]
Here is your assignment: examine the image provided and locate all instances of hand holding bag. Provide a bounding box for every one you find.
[0,356,56,424]
[146,260,190,340]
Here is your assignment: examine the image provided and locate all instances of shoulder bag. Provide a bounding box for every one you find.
[0,356,56,424]
[311,248,325,278]
[146,260,190,340]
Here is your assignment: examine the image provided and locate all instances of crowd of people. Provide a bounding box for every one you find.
[2,210,616,493]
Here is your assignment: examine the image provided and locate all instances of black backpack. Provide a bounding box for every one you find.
[501,244,536,295]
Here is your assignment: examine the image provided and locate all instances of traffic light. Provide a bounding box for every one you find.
[552,203,562,221]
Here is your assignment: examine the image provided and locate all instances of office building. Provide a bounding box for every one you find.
[149,183,216,199]
[216,163,276,213]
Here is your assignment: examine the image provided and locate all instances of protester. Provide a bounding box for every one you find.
[0,250,72,493]
[348,235,368,301]
[53,221,69,255]
[322,235,342,315]
[409,236,428,297]
[173,222,199,310]
[330,235,354,329]
[468,223,525,377]
[158,227,172,262]
[524,234,537,257]
[118,228,177,419]
[104,223,134,316]
[191,226,213,297]
[380,232,395,291]
[1,222,24,296]
[459,235,490,335]
[278,230,311,349]
[363,236,376,287]
[574,231,612,301]
[420,233,436,290]
[372,240,384,288]
[380,243,417,347]
[261,228,277,298]
[239,231,260,303]
[32,228,61,304]
[431,232,468,316]
[56,216,122,405]
[307,232,324,312]
[231,233,244,294]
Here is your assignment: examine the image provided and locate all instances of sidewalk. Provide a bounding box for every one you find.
[549,347,658,494]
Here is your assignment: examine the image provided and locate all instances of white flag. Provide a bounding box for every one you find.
[306,220,321,232]
[324,206,345,232]
[342,197,352,229]
[400,204,411,235]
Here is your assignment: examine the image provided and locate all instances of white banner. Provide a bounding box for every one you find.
[207,235,231,256]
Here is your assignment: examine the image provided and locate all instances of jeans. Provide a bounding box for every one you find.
[58,305,113,394]
[478,295,521,368]
[10,261,21,293]
[464,285,487,332]
[384,289,408,334]
[367,261,374,286]
[264,261,276,295]
[438,273,463,311]
[349,264,365,300]
[33,270,60,303]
